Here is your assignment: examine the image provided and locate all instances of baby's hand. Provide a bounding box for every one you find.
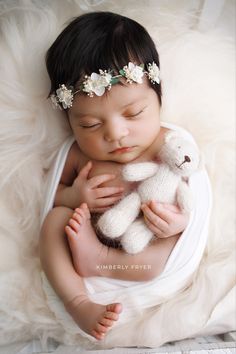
[141,201,189,238]
[73,161,124,213]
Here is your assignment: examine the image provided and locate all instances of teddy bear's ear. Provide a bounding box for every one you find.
[164,130,182,143]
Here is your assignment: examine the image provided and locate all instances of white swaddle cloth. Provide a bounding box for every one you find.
[41,122,212,340]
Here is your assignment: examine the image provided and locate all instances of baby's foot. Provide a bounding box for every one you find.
[66,294,122,340]
[65,203,108,277]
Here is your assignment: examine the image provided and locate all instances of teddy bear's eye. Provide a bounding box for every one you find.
[178,146,181,149]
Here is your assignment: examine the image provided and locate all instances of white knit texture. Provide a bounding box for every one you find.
[123,162,159,181]
[98,132,200,253]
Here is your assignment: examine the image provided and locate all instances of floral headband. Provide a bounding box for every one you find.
[50,62,160,110]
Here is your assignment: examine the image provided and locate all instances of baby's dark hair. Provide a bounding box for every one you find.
[46,11,162,104]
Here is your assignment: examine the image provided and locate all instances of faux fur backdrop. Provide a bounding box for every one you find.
[0,0,235,350]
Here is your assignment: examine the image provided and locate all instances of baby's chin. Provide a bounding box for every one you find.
[108,152,143,164]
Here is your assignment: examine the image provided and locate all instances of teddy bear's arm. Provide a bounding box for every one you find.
[177,180,194,212]
[97,191,141,238]
[123,162,159,181]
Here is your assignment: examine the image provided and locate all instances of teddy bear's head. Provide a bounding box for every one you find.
[159,131,200,176]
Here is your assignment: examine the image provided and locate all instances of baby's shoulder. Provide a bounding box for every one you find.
[65,141,80,166]
[66,141,90,172]
[60,142,83,184]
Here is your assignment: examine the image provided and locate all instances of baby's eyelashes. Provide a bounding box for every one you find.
[124,106,147,118]
[81,123,101,129]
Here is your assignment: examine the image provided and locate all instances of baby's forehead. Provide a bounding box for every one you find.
[71,81,152,113]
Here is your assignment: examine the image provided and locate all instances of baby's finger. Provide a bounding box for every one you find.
[78,161,93,180]
[88,174,116,188]
[159,203,181,213]
[143,216,165,237]
[95,195,122,207]
[94,186,124,198]
[141,204,168,233]
[147,201,175,224]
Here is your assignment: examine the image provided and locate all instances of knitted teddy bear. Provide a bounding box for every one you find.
[97,130,200,254]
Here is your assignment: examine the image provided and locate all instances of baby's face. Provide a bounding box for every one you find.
[68,79,161,163]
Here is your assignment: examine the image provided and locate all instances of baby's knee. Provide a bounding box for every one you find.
[45,206,73,222]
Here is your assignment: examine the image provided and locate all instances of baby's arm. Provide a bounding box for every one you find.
[54,147,124,212]
[141,201,189,238]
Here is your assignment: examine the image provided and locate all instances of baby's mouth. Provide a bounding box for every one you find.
[110,147,133,154]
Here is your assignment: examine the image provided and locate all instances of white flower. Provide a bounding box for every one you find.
[50,94,62,110]
[83,71,112,96]
[123,63,144,84]
[147,62,160,84]
[50,61,160,109]
[56,84,74,109]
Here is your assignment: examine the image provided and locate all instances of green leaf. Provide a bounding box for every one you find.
[111,77,120,85]
[119,69,125,76]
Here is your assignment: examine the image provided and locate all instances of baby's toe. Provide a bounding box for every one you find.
[94,322,109,335]
[91,330,105,341]
[65,225,77,239]
[106,303,123,315]
[81,203,91,219]
[99,317,114,328]
[104,311,119,321]
[75,207,86,219]
[68,218,80,232]
[72,212,83,225]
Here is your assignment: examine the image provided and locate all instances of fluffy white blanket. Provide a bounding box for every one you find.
[0,0,235,349]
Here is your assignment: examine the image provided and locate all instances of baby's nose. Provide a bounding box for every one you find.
[105,125,129,142]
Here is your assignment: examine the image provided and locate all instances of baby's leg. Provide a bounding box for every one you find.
[39,206,122,340]
[65,204,180,281]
